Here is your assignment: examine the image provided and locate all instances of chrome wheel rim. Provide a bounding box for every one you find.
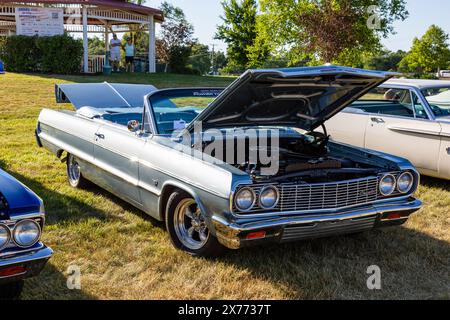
[68,155,81,185]
[173,199,209,250]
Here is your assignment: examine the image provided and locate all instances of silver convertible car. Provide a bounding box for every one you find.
[36,66,422,257]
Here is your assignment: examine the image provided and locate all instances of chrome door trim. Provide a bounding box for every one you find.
[387,125,442,137]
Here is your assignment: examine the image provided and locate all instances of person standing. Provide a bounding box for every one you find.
[109,34,121,72]
[123,37,135,73]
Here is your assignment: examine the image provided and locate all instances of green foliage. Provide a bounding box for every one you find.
[36,35,84,74]
[188,43,228,75]
[216,0,261,71]
[399,25,450,75]
[252,0,408,66]
[0,34,83,74]
[0,35,40,72]
[157,1,195,74]
[169,46,197,74]
[88,36,106,56]
[364,50,406,71]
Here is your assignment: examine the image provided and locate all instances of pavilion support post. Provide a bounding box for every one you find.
[82,5,89,73]
[105,26,109,52]
[148,15,156,73]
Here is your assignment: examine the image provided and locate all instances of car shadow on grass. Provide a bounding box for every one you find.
[421,176,450,192]
[219,224,450,299]
[21,264,96,300]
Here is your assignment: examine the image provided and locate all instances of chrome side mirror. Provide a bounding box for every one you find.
[127,120,140,132]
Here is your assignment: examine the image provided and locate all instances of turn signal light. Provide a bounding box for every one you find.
[386,213,402,220]
[0,266,26,278]
[245,231,266,240]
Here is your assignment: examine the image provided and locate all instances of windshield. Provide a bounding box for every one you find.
[421,87,450,117]
[148,88,223,135]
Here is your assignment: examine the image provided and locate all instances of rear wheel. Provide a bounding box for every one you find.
[0,281,24,300]
[165,190,225,257]
[66,154,88,188]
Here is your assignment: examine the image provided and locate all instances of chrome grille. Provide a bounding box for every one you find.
[279,177,379,212]
[232,171,412,214]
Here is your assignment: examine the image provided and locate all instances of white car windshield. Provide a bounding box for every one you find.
[421,87,450,117]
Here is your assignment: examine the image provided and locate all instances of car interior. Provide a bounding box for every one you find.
[349,88,429,119]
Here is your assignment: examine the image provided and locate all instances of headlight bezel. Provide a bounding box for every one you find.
[396,171,414,194]
[0,224,11,251]
[258,185,280,210]
[12,219,41,248]
[234,187,257,212]
[379,174,397,196]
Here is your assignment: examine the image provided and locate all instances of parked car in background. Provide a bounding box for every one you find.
[326,79,450,180]
[36,67,422,257]
[0,168,53,299]
[437,70,450,79]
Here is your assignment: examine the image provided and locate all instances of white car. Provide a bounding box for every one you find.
[325,79,450,180]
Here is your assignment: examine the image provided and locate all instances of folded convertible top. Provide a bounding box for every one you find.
[55,82,157,109]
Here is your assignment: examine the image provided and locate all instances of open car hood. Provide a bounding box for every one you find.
[55,82,157,109]
[189,66,396,132]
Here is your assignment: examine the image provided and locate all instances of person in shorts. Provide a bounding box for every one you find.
[110,34,121,72]
[124,37,135,73]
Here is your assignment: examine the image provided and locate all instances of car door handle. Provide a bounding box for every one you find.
[95,133,105,139]
[371,117,385,124]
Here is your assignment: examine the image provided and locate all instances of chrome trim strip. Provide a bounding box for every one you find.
[0,245,53,267]
[387,125,441,137]
[105,82,132,108]
[40,130,229,199]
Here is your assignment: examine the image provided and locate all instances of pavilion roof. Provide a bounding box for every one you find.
[0,0,164,21]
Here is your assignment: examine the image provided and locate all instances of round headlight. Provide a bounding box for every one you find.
[13,220,41,248]
[234,187,256,212]
[259,186,279,209]
[0,224,10,250]
[397,172,414,194]
[379,174,396,196]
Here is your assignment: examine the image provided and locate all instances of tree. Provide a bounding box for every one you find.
[399,25,450,75]
[88,36,105,56]
[188,44,229,75]
[215,0,260,72]
[156,1,195,73]
[364,50,406,71]
[252,0,408,65]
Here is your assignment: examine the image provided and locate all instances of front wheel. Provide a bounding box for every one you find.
[0,281,24,300]
[165,190,225,257]
[66,153,89,188]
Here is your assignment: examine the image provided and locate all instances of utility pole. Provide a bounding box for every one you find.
[210,43,217,75]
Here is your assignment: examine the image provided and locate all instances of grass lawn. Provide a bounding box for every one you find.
[0,72,449,300]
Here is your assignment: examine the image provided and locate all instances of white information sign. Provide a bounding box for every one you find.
[15,7,64,37]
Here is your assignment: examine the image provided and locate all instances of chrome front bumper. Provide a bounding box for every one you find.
[212,198,422,249]
[0,243,53,284]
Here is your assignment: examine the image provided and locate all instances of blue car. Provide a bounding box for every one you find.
[0,168,52,299]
